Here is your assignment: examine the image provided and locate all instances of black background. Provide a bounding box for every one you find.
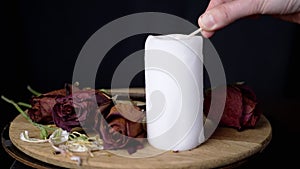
[1,0,299,168]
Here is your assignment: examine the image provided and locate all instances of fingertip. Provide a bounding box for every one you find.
[198,15,203,28]
[198,13,217,31]
[198,13,215,38]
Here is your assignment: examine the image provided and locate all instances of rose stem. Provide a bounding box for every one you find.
[17,102,32,108]
[1,95,56,131]
[27,85,42,96]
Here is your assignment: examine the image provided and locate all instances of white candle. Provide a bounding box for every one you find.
[145,34,205,151]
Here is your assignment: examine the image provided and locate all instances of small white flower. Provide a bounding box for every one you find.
[49,128,69,145]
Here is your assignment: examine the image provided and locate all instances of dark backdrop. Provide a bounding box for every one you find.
[1,0,299,168]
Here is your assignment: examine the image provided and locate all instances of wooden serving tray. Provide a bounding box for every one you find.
[8,115,271,168]
[6,88,272,169]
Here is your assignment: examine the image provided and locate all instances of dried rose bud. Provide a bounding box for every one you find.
[52,89,111,132]
[95,103,146,154]
[204,82,262,130]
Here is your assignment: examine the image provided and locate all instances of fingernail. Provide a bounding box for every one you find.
[200,13,216,30]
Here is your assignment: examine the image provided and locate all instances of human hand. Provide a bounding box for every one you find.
[198,0,300,38]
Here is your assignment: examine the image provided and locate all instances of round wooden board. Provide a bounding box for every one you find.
[9,113,272,169]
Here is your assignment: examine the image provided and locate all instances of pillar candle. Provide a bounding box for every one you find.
[144,34,205,151]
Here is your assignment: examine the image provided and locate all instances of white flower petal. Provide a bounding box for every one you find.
[20,131,48,143]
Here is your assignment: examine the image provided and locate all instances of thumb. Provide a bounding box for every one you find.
[198,0,256,31]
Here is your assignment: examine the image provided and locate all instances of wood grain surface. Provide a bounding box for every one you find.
[9,113,272,169]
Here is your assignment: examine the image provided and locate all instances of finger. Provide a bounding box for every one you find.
[200,0,234,38]
[206,0,235,11]
[200,14,260,38]
[199,0,256,31]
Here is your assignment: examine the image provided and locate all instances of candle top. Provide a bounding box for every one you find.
[148,34,202,41]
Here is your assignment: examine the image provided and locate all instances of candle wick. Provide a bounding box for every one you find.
[188,28,202,37]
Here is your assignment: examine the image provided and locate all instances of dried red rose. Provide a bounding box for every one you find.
[52,89,111,132]
[27,89,67,124]
[96,103,146,154]
[27,84,79,124]
[204,83,262,130]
